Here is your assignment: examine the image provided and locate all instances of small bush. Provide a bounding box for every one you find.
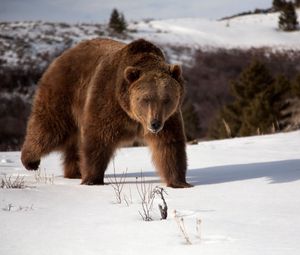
[1,175,26,189]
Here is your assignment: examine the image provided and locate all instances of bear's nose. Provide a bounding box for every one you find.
[150,119,162,132]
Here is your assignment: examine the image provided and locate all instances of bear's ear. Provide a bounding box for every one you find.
[124,66,141,84]
[169,64,182,81]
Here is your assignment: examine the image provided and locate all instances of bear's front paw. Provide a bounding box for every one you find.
[167,182,193,188]
[26,160,41,170]
[22,158,40,171]
[21,149,41,171]
[81,177,104,185]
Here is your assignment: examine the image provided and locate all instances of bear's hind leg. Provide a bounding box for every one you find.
[21,111,72,171]
[63,135,81,179]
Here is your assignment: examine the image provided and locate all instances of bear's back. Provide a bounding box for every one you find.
[34,39,126,128]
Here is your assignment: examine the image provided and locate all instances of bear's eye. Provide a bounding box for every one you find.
[142,98,151,104]
[163,98,170,105]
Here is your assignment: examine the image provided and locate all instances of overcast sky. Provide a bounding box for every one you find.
[0,0,272,22]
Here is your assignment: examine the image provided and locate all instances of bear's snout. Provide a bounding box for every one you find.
[148,119,163,133]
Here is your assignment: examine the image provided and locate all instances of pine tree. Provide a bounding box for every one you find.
[209,60,284,138]
[241,75,291,134]
[273,0,286,11]
[279,75,300,130]
[109,9,127,34]
[233,61,274,136]
[292,74,300,97]
[279,2,298,31]
[182,98,200,141]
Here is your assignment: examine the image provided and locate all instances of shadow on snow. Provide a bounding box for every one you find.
[106,159,300,186]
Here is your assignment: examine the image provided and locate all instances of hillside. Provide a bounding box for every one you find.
[1,10,300,68]
[1,131,300,254]
[1,10,300,150]
[130,10,300,51]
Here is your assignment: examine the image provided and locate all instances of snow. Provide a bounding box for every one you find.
[1,131,300,254]
[129,10,300,50]
[2,10,300,68]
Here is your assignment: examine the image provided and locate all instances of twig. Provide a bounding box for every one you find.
[174,210,192,245]
[106,161,127,204]
[196,218,202,240]
[136,172,155,221]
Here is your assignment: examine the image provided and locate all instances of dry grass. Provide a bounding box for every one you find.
[222,119,232,138]
[0,175,26,189]
[34,168,54,184]
[173,210,192,245]
[2,203,33,212]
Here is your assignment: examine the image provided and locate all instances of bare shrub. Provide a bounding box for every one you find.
[135,173,169,221]
[106,161,127,204]
[123,185,133,207]
[0,175,26,189]
[136,173,156,221]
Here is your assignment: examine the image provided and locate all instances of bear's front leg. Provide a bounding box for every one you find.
[145,113,193,188]
[80,131,115,185]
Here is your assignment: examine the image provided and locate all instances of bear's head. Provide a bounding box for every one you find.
[123,63,184,134]
[116,39,185,134]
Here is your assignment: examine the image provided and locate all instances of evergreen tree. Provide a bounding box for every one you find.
[209,60,293,138]
[182,98,200,141]
[279,2,298,31]
[292,74,300,97]
[279,75,300,130]
[109,8,127,34]
[273,0,286,11]
[241,75,291,134]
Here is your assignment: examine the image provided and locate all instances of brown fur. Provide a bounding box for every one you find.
[21,38,192,188]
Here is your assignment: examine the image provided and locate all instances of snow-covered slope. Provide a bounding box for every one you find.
[0,21,110,69]
[1,10,300,68]
[130,10,300,50]
[1,131,300,255]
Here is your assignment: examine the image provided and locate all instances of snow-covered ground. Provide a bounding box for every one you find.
[1,131,300,255]
[1,10,300,68]
[130,10,300,50]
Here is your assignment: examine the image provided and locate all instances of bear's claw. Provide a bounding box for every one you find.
[24,160,40,171]
[167,182,193,188]
[81,178,104,185]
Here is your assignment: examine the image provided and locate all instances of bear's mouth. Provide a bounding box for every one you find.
[147,125,163,134]
[147,119,163,134]
[148,128,162,134]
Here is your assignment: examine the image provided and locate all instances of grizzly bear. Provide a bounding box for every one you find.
[21,38,192,188]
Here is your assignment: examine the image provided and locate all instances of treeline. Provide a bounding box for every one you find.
[183,48,300,140]
[209,61,300,138]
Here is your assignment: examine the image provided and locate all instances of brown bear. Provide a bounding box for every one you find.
[21,38,192,188]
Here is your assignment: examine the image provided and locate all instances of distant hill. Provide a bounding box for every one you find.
[1,10,300,150]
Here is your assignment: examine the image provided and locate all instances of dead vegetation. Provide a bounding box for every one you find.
[0,174,26,189]
[106,161,128,204]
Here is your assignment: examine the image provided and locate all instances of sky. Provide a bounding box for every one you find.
[0,0,272,23]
